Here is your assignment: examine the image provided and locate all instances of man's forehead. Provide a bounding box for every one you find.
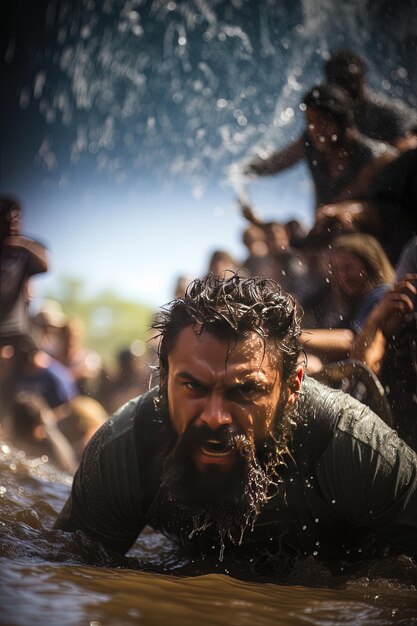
[170,324,279,367]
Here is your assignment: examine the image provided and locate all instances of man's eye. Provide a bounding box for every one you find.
[183,381,204,392]
[230,385,261,400]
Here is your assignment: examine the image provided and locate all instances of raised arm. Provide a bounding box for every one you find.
[244,136,305,177]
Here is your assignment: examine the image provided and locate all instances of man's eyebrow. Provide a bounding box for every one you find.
[176,371,202,382]
[230,373,269,387]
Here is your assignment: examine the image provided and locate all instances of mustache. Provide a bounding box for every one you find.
[179,422,245,451]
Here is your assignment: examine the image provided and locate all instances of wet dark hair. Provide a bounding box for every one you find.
[152,273,303,385]
[324,49,366,99]
[302,83,354,129]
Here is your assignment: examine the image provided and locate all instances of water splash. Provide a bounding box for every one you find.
[7,0,415,195]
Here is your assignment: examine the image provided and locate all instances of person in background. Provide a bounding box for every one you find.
[350,236,417,450]
[4,391,77,474]
[207,249,240,278]
[243,83,397,212]
[56,317,102,395]
[324,49,417,151]
[240,224,276,279]
[0,196,48,348]
[58,395,108,462]
[173,275,192,299]
[314,145,417,266]
[240,204,315,308]
[31,299,67,359]
[103,346,150,415]
[285,219,309,248]
[300,233,395,370]
[0,335,79,421]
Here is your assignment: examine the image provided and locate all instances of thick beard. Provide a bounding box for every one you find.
[158,386,296,560]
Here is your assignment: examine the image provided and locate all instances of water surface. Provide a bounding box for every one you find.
[1,443,417,626]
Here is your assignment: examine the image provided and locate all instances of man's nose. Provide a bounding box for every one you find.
[197,394,232,430]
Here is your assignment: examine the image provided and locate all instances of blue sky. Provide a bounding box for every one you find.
[22,165,312,309]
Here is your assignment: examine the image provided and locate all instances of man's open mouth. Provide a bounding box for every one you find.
[200,439,233,457]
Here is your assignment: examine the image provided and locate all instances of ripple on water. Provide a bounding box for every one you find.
[0,439,417,626]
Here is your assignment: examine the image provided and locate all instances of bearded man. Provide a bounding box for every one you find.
[54,274,417,577]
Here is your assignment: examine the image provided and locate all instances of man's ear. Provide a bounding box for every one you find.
[286,364,304,407]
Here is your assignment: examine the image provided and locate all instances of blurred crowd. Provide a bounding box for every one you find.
[1,49,417,472]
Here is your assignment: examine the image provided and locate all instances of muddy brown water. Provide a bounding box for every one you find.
[1,443,416,626]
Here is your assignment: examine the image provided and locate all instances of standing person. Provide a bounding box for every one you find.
[54,274,417,578]
[0,196,48,347]
[324,49,417,151]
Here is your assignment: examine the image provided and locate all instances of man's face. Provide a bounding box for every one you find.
[162,324,302,550]
[166,325,301,475]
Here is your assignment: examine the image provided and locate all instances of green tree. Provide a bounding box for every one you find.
[44,276,155,367]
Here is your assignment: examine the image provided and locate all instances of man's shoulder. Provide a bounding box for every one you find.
[300,376,408,466]
[298,376,385,450]
[99,387,160,444]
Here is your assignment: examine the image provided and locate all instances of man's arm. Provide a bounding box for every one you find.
[318,406,417,558]
[54,399,146,554]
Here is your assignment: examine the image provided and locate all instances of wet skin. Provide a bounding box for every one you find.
[167,326,303,473]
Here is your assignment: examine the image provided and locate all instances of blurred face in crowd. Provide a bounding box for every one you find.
[332,249,369,298]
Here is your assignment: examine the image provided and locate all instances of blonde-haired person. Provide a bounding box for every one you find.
[349,236,417,450]
[300,232,395,370]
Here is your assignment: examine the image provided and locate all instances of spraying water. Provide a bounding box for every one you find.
[6,0,416,202]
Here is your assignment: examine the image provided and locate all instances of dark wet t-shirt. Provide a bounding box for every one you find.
[54,378,417,562]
